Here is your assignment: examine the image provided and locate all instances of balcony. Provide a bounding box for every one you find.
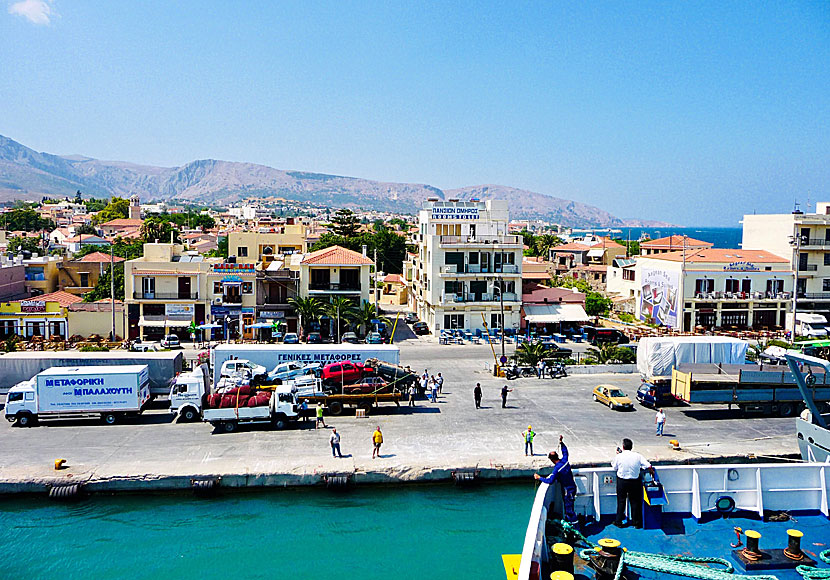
[693,291,791,301]
[441,292,519,304]
[799,293,830,300]
[220,295,243,304]
[438,264,521,275]
[799,264,818,272]
[308,283,362,292]
[439,235,521,247]
[133,292,199,300]
[803,239,830,248]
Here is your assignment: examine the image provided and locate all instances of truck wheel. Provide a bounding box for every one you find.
[328,401,344,416]
[180,407,198,422]
[222,421,237,433]
[273,415,287,430]
[102,413,117,425]
[357,402,372,414]
[778,403,795,417]
[16,414,34,427]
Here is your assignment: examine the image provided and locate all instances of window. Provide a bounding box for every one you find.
[741,279,751,294]
[79,273,90,287]
[623,269,635,281]
[242,282,253,294]
[766,279,784,295]
[725,279,739,293]
[237,246,248,257]
[444,280,463,295]
[142,277,155,298]
[443,314,464,329]
[694,279,714,295]
[824,253,830,266]
[823,279,830,292]
[491,313,502,328]
[214,281,222,294]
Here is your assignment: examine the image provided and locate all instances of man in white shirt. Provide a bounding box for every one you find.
[655,408,666,436]
[611,438,653,528]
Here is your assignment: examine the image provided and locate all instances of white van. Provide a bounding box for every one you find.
[796,313,829,338]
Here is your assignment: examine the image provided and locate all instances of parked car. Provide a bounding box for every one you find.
[321,360,372,387]
[341,332,359,344]
[343,376,388,395]
[283,333,299,344]
[540,341,573,358]
[130,340,159,352]
[583,326,630,346]
[592,384,633,410]
[412,322,430,335]
[267,361,320,383]
[306,332,323,344]
[365,331,384,344]
[161,334,181,349]
[636,380,674,408]
[405,313,419,324]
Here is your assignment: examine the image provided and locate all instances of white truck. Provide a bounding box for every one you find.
[203,384,300,433]
[168,365,211,422]
[4,365,151,427]
[210,344,401,386]
[796,313,829,338]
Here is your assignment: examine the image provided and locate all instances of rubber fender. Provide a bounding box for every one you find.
[48,483,82,500]
[191,478,221,496]
[324,475,351,489]
[451,471,480,486]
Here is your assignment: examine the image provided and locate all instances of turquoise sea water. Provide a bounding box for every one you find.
[577,226,743,249]
[1,483,533,580]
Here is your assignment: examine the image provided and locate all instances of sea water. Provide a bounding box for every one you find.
[579,226,743,248]
[1,483,533,580]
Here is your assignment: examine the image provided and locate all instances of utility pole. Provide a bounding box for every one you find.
[110,240,116,341]
[498,280,505,360]
[373,247,378,314]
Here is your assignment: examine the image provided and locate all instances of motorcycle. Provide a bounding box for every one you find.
[547,361,567,379]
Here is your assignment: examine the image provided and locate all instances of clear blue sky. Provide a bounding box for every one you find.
[1,1,828,225]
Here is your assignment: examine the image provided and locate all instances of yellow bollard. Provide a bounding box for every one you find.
[669,439,681,450]
[54,458,66,470]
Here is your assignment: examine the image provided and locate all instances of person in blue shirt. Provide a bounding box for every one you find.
[534,435,578,523]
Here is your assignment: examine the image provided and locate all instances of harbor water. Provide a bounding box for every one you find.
[2,482,532,580]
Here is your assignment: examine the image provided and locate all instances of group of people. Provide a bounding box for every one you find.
[473,383,513,409]
[532,435,654,528]
[420,369,444,403]
[325,425,385,459]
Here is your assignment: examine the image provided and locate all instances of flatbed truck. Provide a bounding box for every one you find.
[203,384,300,433]
[671,363,830,417]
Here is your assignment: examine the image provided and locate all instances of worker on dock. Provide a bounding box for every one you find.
[534,435,577,523]
[474,383,482,409]
[372,425,384,459]
[523,426,536,456]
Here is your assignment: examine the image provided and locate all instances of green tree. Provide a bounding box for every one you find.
[534,234,560,259]
[141,216,180,243]
[551,275,593,293]
[2,208,55,232]
[206,235,228,258]
[8,236,42,253]
[513,342,548,366]
[75,223,97,236]
[83,263,125,302]
[92,197,130,224]
[287,296,325,335]
[585,292,613,317]
[84,198,108,213]
[614,239,640,257]
[326,297,356,342]
[585,343,634,364]
[388,218,408,229]
[330,209,360,238]
[163,211,216,231]
[74,190,83,204]
[348,300,390,337]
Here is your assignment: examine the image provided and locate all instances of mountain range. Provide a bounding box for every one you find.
[0,134,670,227]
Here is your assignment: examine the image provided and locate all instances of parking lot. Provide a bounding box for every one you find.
[0,342,799,489]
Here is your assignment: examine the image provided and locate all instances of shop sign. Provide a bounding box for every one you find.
[259,311,285,319]
[221,275,243,283]
[430,206,479,220]
[212,263,255,275]
[723,261,759,272]
[242,307,255,314]
[20,300,45,313]
[166,304,194,316]
[210,306,229,316]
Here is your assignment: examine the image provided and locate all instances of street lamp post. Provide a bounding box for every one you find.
[789,228,806,336]
[494,281,505,361]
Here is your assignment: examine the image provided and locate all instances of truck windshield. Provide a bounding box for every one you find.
[8,392,23,402]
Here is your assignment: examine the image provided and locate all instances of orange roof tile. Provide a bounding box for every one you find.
[16,290,83,307]
[300,245,374,266]
[648,248,789,263]
[551,242,591,251]
[383,274,404,284]
[640,235,713,249]
[100,218,143,227]
[77,252,125,263]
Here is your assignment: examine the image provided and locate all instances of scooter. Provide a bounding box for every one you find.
[548,362,568,379]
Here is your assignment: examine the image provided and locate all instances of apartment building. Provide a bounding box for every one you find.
[23,255,62,297]
[409,199,523,333]
[58,252,126,297]
[631,249,792,331]
[228,220,309,265]
[742,204,830,323]
[639,235,713,256]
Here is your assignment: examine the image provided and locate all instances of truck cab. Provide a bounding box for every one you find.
[636,380,674,408]
[169,366,210,421]
[4,380,37,426]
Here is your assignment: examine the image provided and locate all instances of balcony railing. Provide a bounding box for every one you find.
[439,264,520,275]
[220,295,243,304]
[309,283,362,291]
[804,239,830,247]
[799,264,818,271]
[799,292,830,300]
[441,292,519,303]
[133,292,199,300]
[439,235,521,246]
[694,291,791,300]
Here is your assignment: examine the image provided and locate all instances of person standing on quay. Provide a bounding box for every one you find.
[612,438,653,529]
[316,402,327,429]
[435,372,444,394]
[408,383,416,407]
[430,375,439,403]
[330,428,343,458]
[474,383,482,409]
[501,384,512,408]
[655,408,666,436]
[523,425,536,456]
[372,425,384,459]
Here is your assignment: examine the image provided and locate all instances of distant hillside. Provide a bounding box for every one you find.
[0,134,672,227]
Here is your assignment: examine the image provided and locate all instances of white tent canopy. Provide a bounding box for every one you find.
[524,303,590,324]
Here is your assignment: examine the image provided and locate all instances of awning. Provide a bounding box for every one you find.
[587,248,605,258]
[138,317,166,327]
[138,317,192,327]
[524,304,590,324]
[166,318,192,327]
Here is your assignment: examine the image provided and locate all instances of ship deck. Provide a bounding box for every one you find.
[561,512,829,579]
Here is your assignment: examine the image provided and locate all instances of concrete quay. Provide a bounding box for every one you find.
[0,343,800,495]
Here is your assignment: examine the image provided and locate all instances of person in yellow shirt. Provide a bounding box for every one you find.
[372,425,384,459]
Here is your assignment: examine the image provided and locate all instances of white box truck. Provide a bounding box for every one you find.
[210,344,401,386]
[796,313,829,338]
[4,365,151,427]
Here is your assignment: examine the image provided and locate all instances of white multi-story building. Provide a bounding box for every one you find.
[742,204,830,323]
[409,199,523,333]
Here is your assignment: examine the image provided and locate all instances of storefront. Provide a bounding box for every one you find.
[0,294,74,340]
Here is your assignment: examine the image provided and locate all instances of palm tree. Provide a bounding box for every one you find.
[514,342,548,366]
[287,296,325,337]
[349,300,390,337]
[585,343,633,364]
[535,234,560,259]
[326,297,356,343]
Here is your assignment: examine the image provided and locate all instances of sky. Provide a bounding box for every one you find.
[1,1,828,226]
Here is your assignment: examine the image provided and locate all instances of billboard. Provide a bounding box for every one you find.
[35,367,148,412]
[640,268,680,328]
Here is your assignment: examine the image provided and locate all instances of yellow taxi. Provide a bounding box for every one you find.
[592,384,633,411]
